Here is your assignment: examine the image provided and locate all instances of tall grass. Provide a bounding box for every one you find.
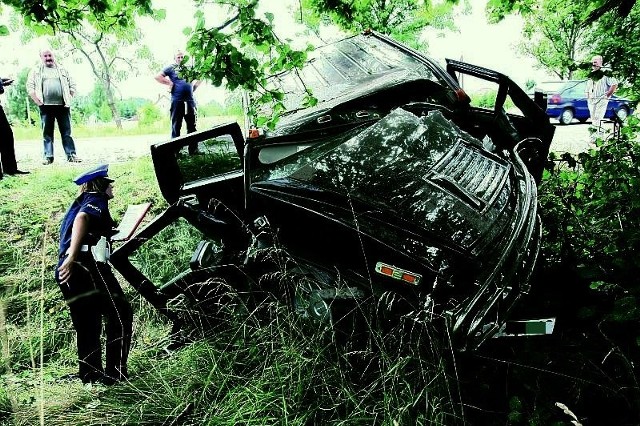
[0,154,461,425]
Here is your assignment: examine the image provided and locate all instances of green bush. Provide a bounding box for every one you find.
[137,103,163,127]
[531,116,640,422]
[540,116,640,290]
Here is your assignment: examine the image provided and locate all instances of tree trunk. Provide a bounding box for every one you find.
[104,79,122,129]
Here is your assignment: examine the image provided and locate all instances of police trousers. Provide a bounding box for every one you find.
[55,252,133,382]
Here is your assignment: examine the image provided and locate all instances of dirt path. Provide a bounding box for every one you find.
[12,121,601,173]
[14,134,166,172]
[551,122,598,154]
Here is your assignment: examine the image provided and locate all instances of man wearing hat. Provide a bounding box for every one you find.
[56,164,132,385]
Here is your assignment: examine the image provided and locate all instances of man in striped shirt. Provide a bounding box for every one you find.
[586,55,618,142]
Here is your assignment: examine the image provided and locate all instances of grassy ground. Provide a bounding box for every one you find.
[0,155,461,425]
[4,134,637,425]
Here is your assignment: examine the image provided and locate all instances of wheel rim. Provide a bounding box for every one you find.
[617,108,628,121]
[561,109,573,124]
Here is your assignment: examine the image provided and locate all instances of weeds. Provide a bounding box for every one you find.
[1,153,461,425]
[7,120,639,425]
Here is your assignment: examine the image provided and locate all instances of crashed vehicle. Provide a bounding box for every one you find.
[111,30,555,350]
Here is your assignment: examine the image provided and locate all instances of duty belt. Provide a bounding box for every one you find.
[61,245,90,258]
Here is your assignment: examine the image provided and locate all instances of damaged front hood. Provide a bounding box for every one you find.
[253,108,517,260]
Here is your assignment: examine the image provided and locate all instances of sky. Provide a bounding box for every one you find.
[424,1,554,87]
[140,0,556,98]
[1,0,556,104]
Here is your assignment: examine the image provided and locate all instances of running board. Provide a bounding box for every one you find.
[492,318,556,338]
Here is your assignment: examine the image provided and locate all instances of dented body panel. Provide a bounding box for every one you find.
[111,31,553,350]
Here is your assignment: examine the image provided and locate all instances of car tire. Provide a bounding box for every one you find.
[559,108,574,125]
[616,107,629,122]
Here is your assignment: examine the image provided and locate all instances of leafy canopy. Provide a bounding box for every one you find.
[0,0,154,33]
[517,0,593,80]
[302,0,460,48]
[487,0,636,23]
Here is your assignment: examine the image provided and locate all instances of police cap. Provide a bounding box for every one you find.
[73,164,114,185]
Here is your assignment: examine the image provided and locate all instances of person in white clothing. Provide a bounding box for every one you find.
[27,48,82,164]
[585,55,618,143]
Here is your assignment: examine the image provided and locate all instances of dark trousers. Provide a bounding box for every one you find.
[39,105,77,160]
[55,253,133,382]
[0,105,18,176]
[170,100,198,153]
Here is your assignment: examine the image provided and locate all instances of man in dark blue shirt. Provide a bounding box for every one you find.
[56,164,133,385]
[155,49,201,154]
[0,75,29,178]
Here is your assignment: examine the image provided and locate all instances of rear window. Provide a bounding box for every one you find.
[536,81,569,93]
[562,81,586,97]
[259,33,447,115]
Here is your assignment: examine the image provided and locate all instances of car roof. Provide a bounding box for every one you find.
[536,80,585,93]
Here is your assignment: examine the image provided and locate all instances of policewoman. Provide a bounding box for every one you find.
[56,164,132,385]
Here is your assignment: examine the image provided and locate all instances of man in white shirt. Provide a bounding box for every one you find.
[27,48,82,164]
[585,55,618,143]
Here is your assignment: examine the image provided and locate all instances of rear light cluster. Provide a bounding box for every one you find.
[549,94,562,104]
[375,262,422,286]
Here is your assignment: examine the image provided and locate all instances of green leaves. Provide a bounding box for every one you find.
[541,117,640,333]
[2,0,154,32]
[304,0,457,49]
[183,1,314,129]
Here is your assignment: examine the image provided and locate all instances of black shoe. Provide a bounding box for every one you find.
[95,375,118,386]
[100,372,128,386]
[6,170,30,175]
[67,155,82,163]
[42,157,53,165]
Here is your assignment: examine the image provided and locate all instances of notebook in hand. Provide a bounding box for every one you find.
[111,202,152,241]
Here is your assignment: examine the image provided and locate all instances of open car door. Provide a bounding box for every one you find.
[446,59,555,182]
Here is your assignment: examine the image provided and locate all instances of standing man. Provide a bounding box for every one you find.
[585,55,618,143]
[155,49,201,154]
[0,75,29,178]
[56,164,132,385]
[27,48,82,165]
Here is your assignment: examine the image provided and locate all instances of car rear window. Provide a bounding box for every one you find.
[536,81,569,93]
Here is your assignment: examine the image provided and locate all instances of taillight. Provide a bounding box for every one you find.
[455,88,471,104]
[549,94,561,104]
[375,262,422,286]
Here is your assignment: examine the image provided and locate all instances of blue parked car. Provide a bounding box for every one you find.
[536,80,634,125]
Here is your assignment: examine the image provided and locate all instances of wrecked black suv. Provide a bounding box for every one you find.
[111,30,555,350]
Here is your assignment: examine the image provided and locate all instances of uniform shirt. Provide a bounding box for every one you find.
[58,192,116,257]
[162,64,195,102]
